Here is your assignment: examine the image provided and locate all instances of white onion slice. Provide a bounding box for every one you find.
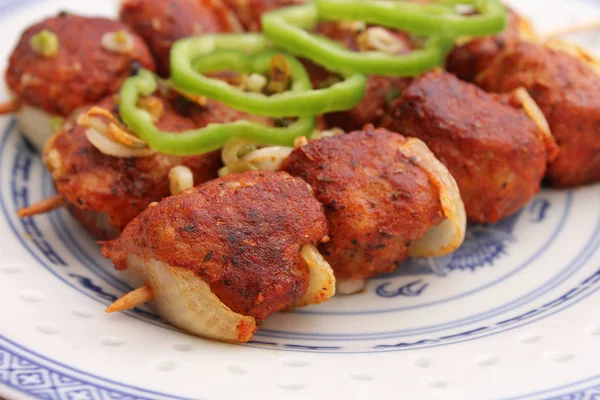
[85,128,156,158]
[336,279,367,295]
[15,104,55,152]
[220,141,294,176]
[169,165,194,195]
[221,140,256,166]
[125,255,257,343]
[292,244,336,307]
[514,87,552,138]
[399,138,466,257]
[240,146,294,171]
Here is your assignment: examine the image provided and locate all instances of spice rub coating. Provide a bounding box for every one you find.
[45,94,268,235]
[102,170,328,320]
[120,0,241,76]
[281,128,444,280]
[446,7,525,82]
[382,71,556,223]
[5,14,155,116]
[477,42,600,187]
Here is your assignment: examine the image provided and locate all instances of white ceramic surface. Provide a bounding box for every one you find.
[1,1,599,399]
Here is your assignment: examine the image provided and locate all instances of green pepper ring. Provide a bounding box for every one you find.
[170,33,367,117]
[316,0,508,39]
[119,69,316,156]
[261,3,454,77]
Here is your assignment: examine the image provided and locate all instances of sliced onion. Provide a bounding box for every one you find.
[240,146,294,171]
[336,279,367,295]
[399,138,466,257]
[218,163,258,177]
[220,141,293,176]
[85,128,156,158]
[15,104,55,152]
[125,255,257,343]
[101,30,135,54]
[292,245,336,308]
[514,87,552,138]
[169,165,194,195]
[357,27,408,54]
[311,128,345,140]
[221,140,257,166]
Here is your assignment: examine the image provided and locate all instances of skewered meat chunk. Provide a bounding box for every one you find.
[102,171,332,342]
[446,7,538,82]
[477,41,600,187]
[382,71,558,223]
[120,0,242,76]
[43,91,269,238]
[4,13,155,150]
[281,127,466,284]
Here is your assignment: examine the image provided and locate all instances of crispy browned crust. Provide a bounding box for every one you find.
[102,171,328,320]
[446,7,522,82]
[382,71,555,223]
[5,15,155,116]
[281,128,444,280]
[477,42,600,187]
[120,0,240,76]
[46,94,269,233]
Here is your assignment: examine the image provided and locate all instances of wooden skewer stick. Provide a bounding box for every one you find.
[106,286,153,313]
[17,195,65,218]
[545,19,600,39]
[0,99,21,115]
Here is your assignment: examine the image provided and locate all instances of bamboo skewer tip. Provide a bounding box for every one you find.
[105,286,153,313]
[17,195,65,218]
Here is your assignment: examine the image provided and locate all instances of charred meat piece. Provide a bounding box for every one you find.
[44,92,270,238]
[382,71,557,223]
[5,14,155,149]
[281,128,465,283]
[102,171,331,342]
[120,0,241,76]
[477,41,600,187]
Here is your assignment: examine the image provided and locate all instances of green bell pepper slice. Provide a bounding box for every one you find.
[315,0,508,38]
[170,33,367,117]
[119,69,316,156]
[261,3,454,77]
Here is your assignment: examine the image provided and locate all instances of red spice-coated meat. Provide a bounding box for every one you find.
[5,14,155,116]
[446,7,524,82]
[102,171,328,320]
[281,128,444,280]
[477,42,600,187]
[45,93,269,236]
[382,71,557,223]
[120,0,241,76]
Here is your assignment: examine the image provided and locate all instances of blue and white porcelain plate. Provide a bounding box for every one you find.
[1,1,600,399]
